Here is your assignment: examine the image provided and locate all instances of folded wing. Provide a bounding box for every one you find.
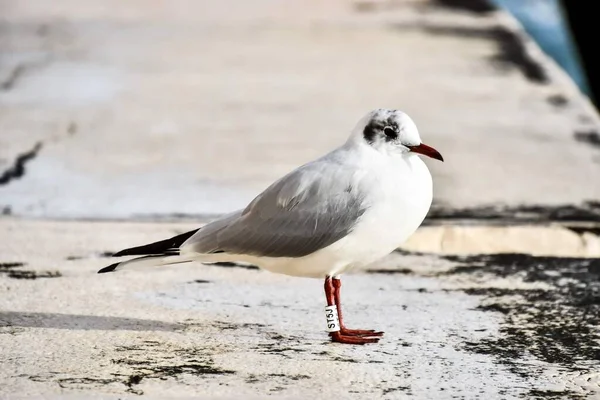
[183,160,368,258]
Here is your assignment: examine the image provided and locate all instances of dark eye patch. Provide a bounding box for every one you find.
[383,126,398,140]
[363,120,384,144]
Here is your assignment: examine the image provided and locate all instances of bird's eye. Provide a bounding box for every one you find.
[383,126,397,139]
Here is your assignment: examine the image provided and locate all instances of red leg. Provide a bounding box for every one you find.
[324,276,382,345]
[333,277,384,338]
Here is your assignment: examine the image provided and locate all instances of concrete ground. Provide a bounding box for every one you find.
[1,0,599,399]
[2,219,599,399]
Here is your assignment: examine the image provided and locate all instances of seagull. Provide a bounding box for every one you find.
[99,109,443,345]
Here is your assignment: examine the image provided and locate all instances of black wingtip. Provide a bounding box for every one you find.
[98,262,120,274]
[111,249,129,257]
[111,228,200,257]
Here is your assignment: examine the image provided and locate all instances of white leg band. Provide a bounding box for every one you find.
[324,305,340,332]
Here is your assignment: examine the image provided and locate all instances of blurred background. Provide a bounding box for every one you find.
[492,0,594,104]
[1,0,599,221]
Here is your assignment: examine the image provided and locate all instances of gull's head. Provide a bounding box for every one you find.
[349,109,443,161]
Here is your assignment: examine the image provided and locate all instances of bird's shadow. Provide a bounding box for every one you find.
[0,311,181,332]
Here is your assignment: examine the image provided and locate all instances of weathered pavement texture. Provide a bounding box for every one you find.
[1,0,600,399]
[1,0,599,218]
[1,219,599,399]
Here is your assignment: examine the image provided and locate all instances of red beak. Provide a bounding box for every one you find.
[408,143,444,162]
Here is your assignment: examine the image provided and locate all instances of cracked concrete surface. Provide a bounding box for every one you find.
[1,219,599,399]
[0,142,42,185]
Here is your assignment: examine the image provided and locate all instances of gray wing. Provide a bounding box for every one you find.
[183,159,368,258]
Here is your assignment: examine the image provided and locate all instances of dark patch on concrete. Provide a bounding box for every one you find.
[31,341,233,394]
[255,344,308,358]
[29,373,141,394]
[211,320,267,331]
[382,385,411,395]
[248,331,311,357]
[55,377,120,389]
[244,373,311,392]
[124,374,144,395]
[289,374,311,380]
[36,24,49,37]
[191,279,212,284]
[394,248,425,256]
[422,25,549,84]
[0,262,25,269]
[422,25,490,38]
[353,1,377,13]
[528,389,586,399]
[441,253,600,380]
[5,270,61,279]
[476,303,510,314]
[1,65,25,91]
[367,268,413,274]
[207,261,259,270]
[126,362,234,377]
[0,311,181,331]
[564,225,600,236]
[268,373,310,380]
[574,130,600,148]
[268,333,285,341]
[547,94,568,108]
[2,205,11,215]
[65,252,119,261]
[331,356,360,363]
[0,142,43,186]
[67,122,78,135]
[426,201,600,224]
[126,374,143,386]
[486,28,549,84]
[0,262,61,280]
[112,341,235,385]
[431,0,495,14]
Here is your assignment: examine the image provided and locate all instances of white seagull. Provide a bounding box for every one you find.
[99,109,443,345]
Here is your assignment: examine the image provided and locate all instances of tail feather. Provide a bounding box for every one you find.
[98,254,192,274]
[112,229,199,257]
[98,262,120,274]
[100,228,201,274]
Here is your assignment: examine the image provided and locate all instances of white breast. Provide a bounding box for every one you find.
[326,154,432,272]
[251,153,433,278]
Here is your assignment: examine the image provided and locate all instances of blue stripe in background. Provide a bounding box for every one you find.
[491,0,590,96]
